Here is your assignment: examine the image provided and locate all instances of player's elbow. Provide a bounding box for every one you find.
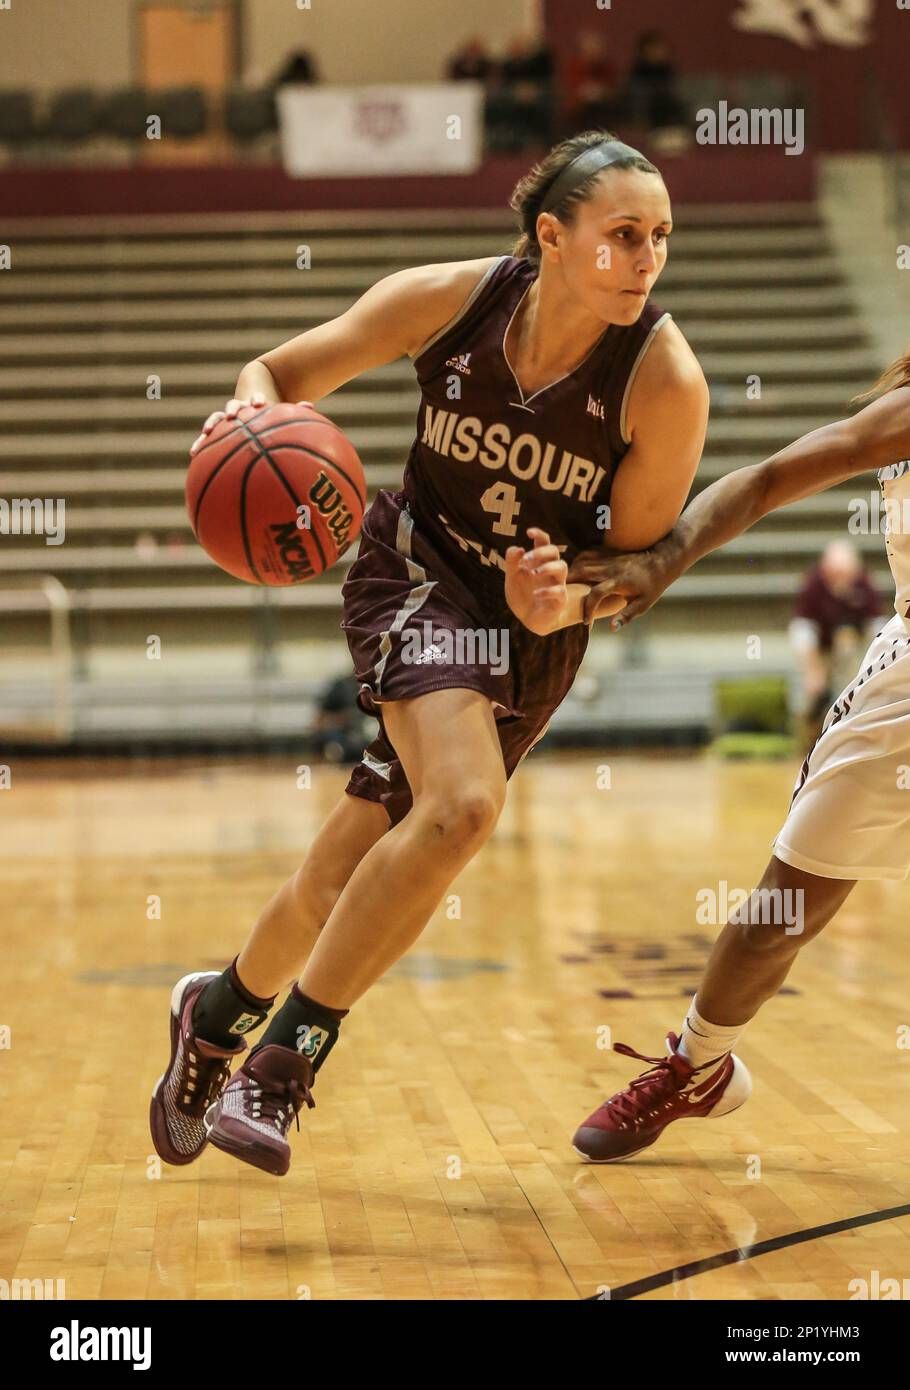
[253,354,290,400]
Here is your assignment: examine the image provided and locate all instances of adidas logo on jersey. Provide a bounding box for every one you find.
[586,394,606,420]
[445,352,472,375]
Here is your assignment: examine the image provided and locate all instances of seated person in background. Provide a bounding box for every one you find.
[789,538,883,750]
[313,672,372,766]
[623,29,687,131]
[447,36,494,83]
[271,49,320,90]
[563,29,620,136]
[486,32,555,150]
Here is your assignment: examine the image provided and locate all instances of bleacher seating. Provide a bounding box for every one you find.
[0,203,886,743]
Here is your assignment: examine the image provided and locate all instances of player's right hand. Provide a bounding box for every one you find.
[189,392,271,455]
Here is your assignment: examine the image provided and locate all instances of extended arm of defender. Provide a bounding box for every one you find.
[570,386,910,625]
[663,387,910,578]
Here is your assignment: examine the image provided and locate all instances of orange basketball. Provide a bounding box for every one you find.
[185,402,366,585]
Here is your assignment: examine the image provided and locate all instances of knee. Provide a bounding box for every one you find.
[415,782,505,851]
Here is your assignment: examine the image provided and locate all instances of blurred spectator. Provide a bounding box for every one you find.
[313,672,372,764]
[789,539,883,749]
[623,29,686,131]
[564,30,620,134]
[271,49,320,91]
[447,36,493,83]
[486,33,555,152]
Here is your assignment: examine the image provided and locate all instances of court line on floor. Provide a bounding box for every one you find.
[588,1200,910,1300]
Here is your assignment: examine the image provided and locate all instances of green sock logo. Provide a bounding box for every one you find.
[295,1024,329,1059]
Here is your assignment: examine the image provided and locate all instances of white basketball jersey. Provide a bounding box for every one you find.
[878,459,910,631]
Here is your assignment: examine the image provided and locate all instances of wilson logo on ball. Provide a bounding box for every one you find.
[185,402,367,586]
[309,471,357,550]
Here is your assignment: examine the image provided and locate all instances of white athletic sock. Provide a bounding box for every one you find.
[677,996,746,1071]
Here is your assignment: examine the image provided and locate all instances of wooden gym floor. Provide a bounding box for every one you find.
[2,751,909,1301]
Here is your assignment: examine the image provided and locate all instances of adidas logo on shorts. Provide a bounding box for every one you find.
[414,643,447,665]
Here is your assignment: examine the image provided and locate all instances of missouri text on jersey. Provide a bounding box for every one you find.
[421,404,609,505]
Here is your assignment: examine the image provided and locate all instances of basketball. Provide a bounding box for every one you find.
[185,402,366,585]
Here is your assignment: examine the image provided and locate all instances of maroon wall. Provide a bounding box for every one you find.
[545,0,908,152]
[0,147,813,220]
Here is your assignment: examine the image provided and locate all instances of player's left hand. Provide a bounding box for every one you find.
[504,528,569,636]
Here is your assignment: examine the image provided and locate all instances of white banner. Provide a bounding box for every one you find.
[277,83,484,178]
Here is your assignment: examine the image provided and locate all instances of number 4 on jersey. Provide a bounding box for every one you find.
[481,481,521,536]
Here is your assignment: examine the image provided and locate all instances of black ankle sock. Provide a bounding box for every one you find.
[251,984,349,1073]
[192,957,277,1047]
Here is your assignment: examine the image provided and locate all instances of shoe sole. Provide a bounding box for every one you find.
[574,1053,753,1164]
[148,971,221,1167]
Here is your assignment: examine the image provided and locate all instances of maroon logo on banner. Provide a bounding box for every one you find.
[353,100,407,142]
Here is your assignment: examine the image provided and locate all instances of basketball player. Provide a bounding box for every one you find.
[150,130,710,1176]
[568,355,910,1161]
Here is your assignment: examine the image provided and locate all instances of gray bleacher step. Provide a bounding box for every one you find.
[0,382,868,431]
[0,424,415,458]
[0,416,842,461]
[0,561,894,605]
[3,226,827,266]
[1,318,871,362]
[0,663,804,743]
[0,492,875,539]
[0,394,416,428]
[0,526,888,571]
[0,467,879,506]
[0,291,863,331]
[0,465,406,494]
[0,258,846,302]
[0,352,883,399]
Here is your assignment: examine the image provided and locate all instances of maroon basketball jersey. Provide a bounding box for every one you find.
[402,254,671,599]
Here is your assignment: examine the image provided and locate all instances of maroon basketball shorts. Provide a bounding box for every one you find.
[340,488,589,826]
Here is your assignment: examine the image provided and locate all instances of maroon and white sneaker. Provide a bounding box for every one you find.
[572,1031,752,1163]
[203,1044,316,1177]
[149,972,246,1166]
